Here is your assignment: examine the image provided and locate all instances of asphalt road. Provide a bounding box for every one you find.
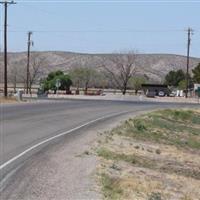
[0,99,198,180]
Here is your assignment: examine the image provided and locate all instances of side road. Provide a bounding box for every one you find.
[1,110,150,200]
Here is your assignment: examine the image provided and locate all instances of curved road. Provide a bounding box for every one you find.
[0,99,198,182]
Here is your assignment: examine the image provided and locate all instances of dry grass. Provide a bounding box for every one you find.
[0,96,18,104]
[96,109,200,200]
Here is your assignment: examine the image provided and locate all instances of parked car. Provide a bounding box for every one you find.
[158,91,165,97]
[37,89,48,97]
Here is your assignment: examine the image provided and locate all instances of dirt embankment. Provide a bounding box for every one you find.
[94,109,200,200]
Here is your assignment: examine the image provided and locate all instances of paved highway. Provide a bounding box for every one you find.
[0,99,198,180]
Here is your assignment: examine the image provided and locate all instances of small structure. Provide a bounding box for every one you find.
[194,84,200,92]
[142,84,170,97]
[194,83,200,97]
[15,89,23,101]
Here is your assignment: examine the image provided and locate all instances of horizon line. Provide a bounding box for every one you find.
[1,50,200,59]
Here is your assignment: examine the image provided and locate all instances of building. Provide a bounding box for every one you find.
[141,84,170,96]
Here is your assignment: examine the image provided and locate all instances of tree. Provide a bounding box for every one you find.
[164,69,186,87]
[192,63,200,83]
[29,54,46,94]
[8,54,46,94]
[128,76,146,95]
[178,80,187,90]
[69,68,82,92]
[69,67,98,94]
[42,70,72,94]
[9,61,20,92]
[59,74,73,92]
[102,51,137,95]
[8,60,27,92]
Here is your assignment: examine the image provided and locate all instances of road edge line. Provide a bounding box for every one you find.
[0,110,130,171]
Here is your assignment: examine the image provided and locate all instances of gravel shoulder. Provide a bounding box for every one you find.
[1,110,148,200]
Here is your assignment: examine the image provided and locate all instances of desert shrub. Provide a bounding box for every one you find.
[134,119,147,131]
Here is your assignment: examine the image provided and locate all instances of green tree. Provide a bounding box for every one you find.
[46,70,63,81]
[42,70,72,94]
[178,80,187,90]
[69,67,97,94]
[128,76,146,95]
[58,74,73,92]
[192,63,200,83]
[165,69,186,87]
[69,68,84,92]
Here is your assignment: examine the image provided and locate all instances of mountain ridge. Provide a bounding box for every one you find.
[0,51,200,83]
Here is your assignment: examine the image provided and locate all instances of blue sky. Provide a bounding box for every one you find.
[0,0,200,57]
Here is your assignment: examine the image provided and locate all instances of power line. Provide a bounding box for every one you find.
[11,0,200,2]
[0,28,189,33]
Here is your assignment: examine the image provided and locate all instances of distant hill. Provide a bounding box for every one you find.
[0,51,200,83]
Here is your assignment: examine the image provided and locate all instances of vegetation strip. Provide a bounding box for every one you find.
[96,109,200,200]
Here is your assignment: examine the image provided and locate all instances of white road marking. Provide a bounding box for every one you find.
[0,110,130,171]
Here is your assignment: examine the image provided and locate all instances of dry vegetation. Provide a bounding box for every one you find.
[95,109,200,200]
[0,96,18,104]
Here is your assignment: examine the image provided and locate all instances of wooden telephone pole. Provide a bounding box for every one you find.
[186,27,193,98]
[26,31,33,94]
[0,0,16,97]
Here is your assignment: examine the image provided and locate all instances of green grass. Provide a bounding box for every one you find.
[98,148,156,168]
[148,192,162,200]
[100,173,123,200]
[97,148,200,180]
[97,148,137,164]
[113,109,200,149]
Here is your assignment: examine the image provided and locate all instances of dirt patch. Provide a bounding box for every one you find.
[0,96,18,104]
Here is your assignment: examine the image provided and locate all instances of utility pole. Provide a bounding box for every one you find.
[26,31,33,94]
[0,0,16,97]
[186,27,193,98]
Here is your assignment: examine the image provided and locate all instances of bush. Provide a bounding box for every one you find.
[148,192,162,200]
[41,70,72,94]
[134,119,147,131]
